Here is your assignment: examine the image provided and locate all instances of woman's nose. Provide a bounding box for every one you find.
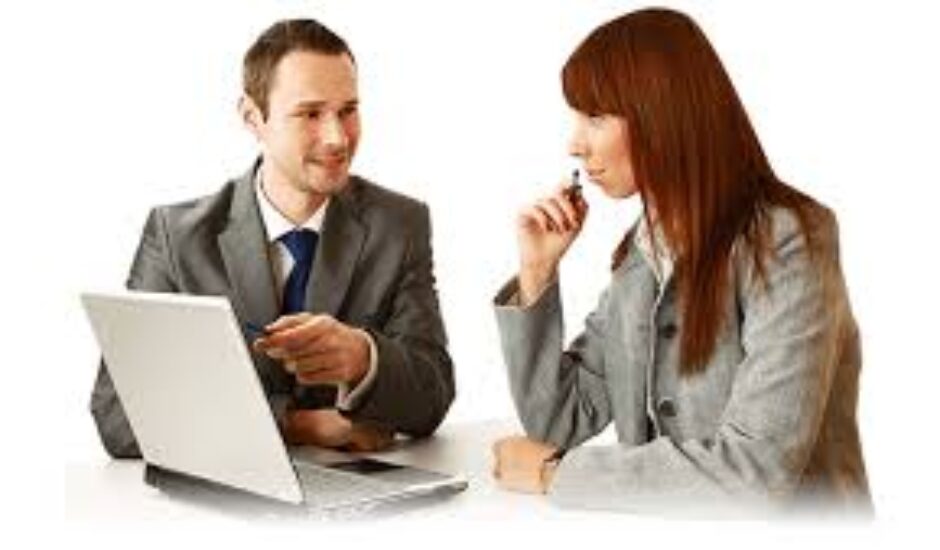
[567,122,588,158]
[568,134,587,158]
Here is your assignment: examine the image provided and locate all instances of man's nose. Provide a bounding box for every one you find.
[319,115,348,151]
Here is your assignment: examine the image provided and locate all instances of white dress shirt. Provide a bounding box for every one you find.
[254,176,378,411]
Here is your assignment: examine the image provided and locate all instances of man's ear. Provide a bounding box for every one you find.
[238,95,264,139]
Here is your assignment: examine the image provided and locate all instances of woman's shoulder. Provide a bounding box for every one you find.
[755,196,839,258]
[733,196,842,293]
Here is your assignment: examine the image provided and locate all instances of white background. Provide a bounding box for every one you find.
[2,0,938,546]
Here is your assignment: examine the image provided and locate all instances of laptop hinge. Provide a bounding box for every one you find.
[144,463,302,516]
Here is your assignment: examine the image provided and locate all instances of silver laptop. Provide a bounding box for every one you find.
[81,290,466,514]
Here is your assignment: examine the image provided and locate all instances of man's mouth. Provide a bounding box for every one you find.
[311,156,348,170]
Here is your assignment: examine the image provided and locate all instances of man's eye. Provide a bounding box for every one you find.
[300,111,322,120]
[340,106,358,118]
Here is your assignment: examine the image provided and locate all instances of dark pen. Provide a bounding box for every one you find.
[566,169,583,202]
[243,321,268,341]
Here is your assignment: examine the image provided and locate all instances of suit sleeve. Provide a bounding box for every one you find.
[548,213,847,512]
[89,208,177,458]
[344,204,455,437]
[493,278,613,449]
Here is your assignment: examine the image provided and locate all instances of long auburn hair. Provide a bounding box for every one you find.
[562,8,822,375]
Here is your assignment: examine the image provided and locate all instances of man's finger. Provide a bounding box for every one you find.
[263,336,336,361]
[265,312,310,332]
[288,347,341,371]
[296,365,347,385]
[265,316,333,349]
[283,346,337,374]
[259,344,290,359]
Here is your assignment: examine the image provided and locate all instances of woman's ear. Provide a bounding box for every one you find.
[238,95,264,139]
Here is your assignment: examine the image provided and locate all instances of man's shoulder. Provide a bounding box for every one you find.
[344,175,428,229]
[348,175,425,212]
[148,176,242,238]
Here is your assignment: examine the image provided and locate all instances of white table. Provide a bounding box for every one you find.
[64,419,868,550]
[66,418,591,522]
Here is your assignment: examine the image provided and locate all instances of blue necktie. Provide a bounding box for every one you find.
[279,229,336,409]
[280,229,318,314]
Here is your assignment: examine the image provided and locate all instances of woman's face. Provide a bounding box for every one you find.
[568,111,637,198]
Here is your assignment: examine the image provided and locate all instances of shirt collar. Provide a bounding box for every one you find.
[254,167,329,243]
[634,215,674,284]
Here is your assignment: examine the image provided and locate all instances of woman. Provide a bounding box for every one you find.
[491,8,869,515]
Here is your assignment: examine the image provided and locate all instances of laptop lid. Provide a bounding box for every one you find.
[81,290,304,504]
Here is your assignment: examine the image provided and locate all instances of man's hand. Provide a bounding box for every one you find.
[347,422,396,453]
[283,409,395,452]
[284,409,353,447]
[492,435,559,494]
[253,313,371,386]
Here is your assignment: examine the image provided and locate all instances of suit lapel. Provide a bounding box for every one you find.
[217,164,280,326]
[610,233,661,445]
[306,178,367,317]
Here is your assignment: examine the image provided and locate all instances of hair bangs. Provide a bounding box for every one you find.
[562,34,620,116]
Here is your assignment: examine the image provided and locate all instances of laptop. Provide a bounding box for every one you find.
[81,290,467,514]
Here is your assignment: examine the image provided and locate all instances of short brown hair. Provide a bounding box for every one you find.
[243,18,354,118]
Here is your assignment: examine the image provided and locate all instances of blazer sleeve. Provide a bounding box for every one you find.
[89,208,178,459]
[548,211,847,512]
[493,277,613,449]
[344,204,455,437]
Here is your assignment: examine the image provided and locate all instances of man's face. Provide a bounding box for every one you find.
[247,51,360,196]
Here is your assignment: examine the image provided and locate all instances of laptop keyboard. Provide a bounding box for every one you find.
[291,460,403,510]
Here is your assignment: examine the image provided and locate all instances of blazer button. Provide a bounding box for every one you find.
[660,323,678,339]
[657,397,677,418]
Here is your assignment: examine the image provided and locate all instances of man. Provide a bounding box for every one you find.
[90,19,454,458]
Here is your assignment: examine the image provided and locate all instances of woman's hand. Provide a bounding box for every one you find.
[516,179,588,305]
[492,435,559,494]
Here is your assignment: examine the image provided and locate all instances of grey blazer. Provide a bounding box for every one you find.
[91,162,454,458]
[494,205,869,515]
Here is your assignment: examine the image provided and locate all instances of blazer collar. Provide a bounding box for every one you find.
[614,222,646,277]
[305,176,367,316]
[614,220,676,291]
[217,160,280,326]
[217,160,369,324]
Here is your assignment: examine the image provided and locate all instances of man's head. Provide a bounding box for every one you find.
[240,19,360,198]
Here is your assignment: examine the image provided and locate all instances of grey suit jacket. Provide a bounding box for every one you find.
[91,162,454,458]
[494,205,869,515]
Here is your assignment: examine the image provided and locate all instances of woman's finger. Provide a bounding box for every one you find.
[540,197,572,231]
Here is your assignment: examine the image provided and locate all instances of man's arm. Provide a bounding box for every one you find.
[343,203,455,437]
